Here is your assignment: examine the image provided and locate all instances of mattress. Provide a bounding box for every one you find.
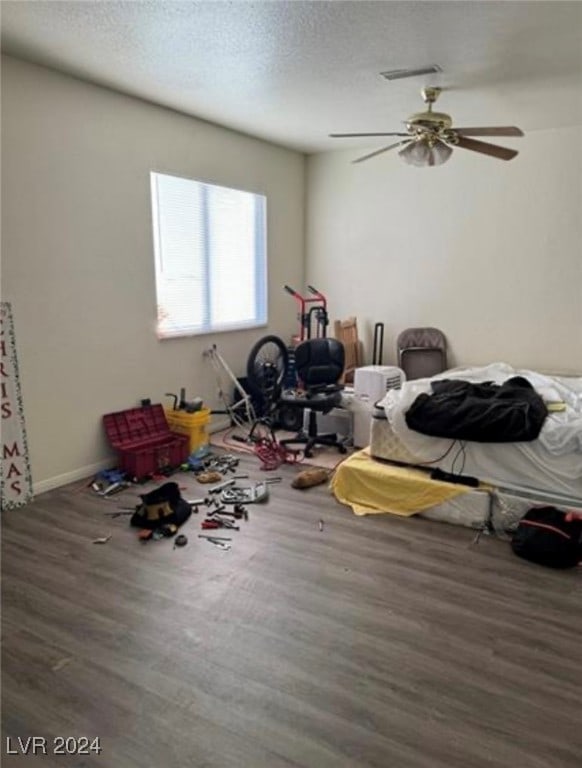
[418,488,491,529]
[331,449,492,526]
[421,489,572,531]
[332,449,575,530]
[371,364,582,504]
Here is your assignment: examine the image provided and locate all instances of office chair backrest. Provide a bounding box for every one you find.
[397,327,447,380]
[295,338,345,388]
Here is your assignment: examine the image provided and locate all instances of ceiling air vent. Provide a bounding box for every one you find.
[380,65,442,81]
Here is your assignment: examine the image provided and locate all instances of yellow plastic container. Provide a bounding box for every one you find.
[164,408,211,454]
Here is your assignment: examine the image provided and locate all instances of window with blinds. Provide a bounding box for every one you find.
[150,172,267,338]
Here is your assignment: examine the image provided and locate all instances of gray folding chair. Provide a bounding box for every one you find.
[397,327,447,380]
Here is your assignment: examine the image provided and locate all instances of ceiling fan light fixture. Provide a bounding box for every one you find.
[398,137,452,167]
[399,139,430,167]
[430,139,453,166]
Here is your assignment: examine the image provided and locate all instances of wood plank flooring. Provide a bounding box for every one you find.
[2,452,582,767]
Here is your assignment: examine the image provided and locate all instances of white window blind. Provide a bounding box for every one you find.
[150,172,267,338]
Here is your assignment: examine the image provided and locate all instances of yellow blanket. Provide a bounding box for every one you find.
[331,449,476,517]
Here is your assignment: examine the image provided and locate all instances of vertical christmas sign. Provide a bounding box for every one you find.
[1,302,33,509]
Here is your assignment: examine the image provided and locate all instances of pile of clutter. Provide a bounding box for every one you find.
[95,453,282,552]
[92,447,330,551]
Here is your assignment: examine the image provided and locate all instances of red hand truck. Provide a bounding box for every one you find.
[284,285,329,341]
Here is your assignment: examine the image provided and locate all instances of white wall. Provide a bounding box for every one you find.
[306,127,582,375]
[1,56,305,491]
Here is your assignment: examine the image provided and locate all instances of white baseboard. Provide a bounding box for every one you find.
[33,457,116,495]
[33,419,234,495]
[33,419,233,495]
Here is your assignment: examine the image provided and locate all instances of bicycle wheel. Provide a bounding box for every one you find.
[246,335,289,400]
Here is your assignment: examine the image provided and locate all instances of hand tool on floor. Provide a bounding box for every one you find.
[201,518,240,531]
[209,540,231,550]
[210,516,240,530]
[197,534,232,550]
[233,504,249,521]
[221,482,269,504]
[208,478,236,494]
[209,505,248,520]
[206,508,228,517]
[201,519,221,530]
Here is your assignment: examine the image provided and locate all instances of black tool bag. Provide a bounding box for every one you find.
[511,507,582,569]
[130,481,192,530]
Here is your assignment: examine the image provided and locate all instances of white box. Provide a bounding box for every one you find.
[354,366,405,406]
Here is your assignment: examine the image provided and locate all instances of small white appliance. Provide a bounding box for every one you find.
[354,366,405,406]
[352,366,405,447]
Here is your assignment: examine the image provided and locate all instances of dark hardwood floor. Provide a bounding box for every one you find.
[2,451,581,767]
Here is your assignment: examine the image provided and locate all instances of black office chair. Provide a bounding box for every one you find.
[279,337,347,457]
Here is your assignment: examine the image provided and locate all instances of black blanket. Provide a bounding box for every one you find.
[405,377,548,442]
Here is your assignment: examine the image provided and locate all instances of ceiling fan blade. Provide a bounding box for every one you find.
[330,132,411,138]
[352,140,412,164]
[454,126,524,137]
[454,136,519,161]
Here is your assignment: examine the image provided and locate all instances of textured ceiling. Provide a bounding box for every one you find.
[2,1,581,153]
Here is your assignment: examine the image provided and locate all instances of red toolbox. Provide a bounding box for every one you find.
[103,405,189,480]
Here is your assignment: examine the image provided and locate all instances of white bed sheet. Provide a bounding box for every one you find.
[376,363,582,501]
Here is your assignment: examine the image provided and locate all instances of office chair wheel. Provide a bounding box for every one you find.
[247,335,289,403]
